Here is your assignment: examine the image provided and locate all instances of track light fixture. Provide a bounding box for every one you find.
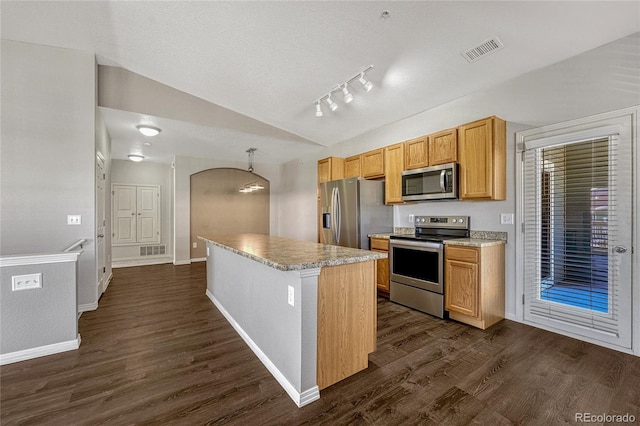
[358,73,373,92]
[313,65,373,118]
[326,94,338,112]
[341,84,354,103]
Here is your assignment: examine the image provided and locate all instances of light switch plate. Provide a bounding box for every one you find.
[500,213,514,225]
[192,242,197,248]
[67,215,81,225]
[12,273,42,291]
[288,285,295,306]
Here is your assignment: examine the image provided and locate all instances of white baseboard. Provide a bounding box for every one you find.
[173,260,191,265]
[103,272,113,292]
[0,334,80,365]
[78,301,98,313]
[112,257,173,268]
[205,289,320,407]
[504,312,519,322]
[190,257,206,263]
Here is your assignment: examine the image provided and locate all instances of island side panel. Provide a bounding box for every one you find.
[317,260,376,390]
[206,243,316,397]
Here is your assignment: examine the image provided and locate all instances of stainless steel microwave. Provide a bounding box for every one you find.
[401,162,458,201]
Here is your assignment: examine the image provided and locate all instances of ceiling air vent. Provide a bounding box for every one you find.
[461,36,504,63]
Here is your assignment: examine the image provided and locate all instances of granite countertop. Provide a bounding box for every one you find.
[198,233,386,272]
[442,238,505,247]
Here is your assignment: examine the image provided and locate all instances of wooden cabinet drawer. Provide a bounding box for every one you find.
[445,245,478,263]
[370,238,389,251]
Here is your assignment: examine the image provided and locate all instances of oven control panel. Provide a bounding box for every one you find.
[414,216,470,229]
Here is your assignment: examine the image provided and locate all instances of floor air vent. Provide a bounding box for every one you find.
[140,245,166,256]
[461,36,504,63]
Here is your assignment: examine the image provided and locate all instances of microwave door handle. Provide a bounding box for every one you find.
[439,169,446,192]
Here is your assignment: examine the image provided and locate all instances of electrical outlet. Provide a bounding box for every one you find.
[67,215,81,225]
[408,214,415,223]
[12,273,42,291]
[288,285,294,307]
[192,242,197,249]
[500,213,514,225]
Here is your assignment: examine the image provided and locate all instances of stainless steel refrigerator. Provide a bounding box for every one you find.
[319,177,392,249]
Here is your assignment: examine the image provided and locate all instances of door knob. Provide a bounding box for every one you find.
[613,246,627,254]
[97,234,104,238]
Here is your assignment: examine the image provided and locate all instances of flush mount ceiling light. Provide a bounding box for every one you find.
[128,154,145,162]
[313,65,373,118]
[136,125,161,137]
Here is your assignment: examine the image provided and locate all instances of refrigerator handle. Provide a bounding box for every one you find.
[335,187,341,243]
[331,187,338,243]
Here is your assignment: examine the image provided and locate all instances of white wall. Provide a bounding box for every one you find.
[279,33,640,320]
[110,159,173,260]
[173,155,282,264]
[0,40,98,309]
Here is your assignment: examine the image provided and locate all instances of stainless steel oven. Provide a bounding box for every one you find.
[390,216,470,318]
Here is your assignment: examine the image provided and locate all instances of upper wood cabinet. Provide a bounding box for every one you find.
[384,143,405,204]
[429,128,457,165]
[317,156,345,184]
[361,149,385,179]
[458,116,506,200]
[404,136,428,170]
[344,155,362,178]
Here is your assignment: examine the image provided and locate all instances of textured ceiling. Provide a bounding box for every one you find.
[2,1,639,164]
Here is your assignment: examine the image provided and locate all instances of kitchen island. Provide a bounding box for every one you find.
[198,233,385,407]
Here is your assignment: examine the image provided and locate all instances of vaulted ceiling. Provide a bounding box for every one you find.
[2,1,639,164]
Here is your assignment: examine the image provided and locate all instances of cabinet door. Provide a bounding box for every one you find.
[344,155,362,178]
[361,149,385,178]
[404,136,428,170]
[373,251,389,292]
[458,117,506,200]
[318,157,344,184]
[384,143,404,204]
[445,259,479,318]
[318,158,331,184]
[429,128,457,165]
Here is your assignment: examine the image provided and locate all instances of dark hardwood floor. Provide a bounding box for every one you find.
[2,263,639,425]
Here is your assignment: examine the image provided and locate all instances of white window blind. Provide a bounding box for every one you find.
[522,131,623,342]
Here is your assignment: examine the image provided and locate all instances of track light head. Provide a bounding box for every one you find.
[341,84,354,103]
[358,73,373,92]
[315,101,323,117]
[326,95,338,112]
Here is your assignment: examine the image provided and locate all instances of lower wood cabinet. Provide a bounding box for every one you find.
[445,243,505,329]
[370,237,390,297]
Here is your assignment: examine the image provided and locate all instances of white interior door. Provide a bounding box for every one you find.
[113,185,136,245]
[519,110,634,350]
[96,154,106,294]
[137,186,159,244]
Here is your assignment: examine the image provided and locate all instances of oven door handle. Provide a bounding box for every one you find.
[390,239,443,250]
[439,169,446,193]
